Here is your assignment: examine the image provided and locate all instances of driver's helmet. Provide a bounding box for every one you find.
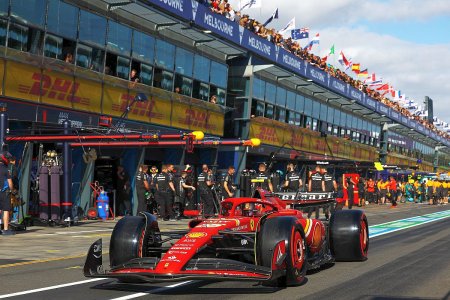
[243,202,255,217]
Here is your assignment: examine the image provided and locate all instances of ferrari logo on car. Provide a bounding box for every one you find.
[250,219,255,230]
[186,232,207,238]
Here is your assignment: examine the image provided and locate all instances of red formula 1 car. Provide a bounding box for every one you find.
[84,190,368,287]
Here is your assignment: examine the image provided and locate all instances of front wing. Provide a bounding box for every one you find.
[84,239,282,283]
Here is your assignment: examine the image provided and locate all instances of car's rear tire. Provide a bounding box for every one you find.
[257,217,307,287]
[109,213,161,268]
[329,210,369,261]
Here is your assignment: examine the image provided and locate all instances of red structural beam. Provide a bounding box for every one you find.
[6,133,191,142]
[70,139,258,148]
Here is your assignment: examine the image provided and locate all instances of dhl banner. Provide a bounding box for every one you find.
[3,62,224,136]
[5,61,40,102]
[250,117,378,161]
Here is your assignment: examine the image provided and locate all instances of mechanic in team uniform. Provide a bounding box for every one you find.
[155,164,176,221]
[135,164,150,214]
[284,162,302,192]
[177,169,196,219]
[147,166,159,214]
[222,166,236,199]
[309,166,325,192]
[198,164,215,217]
[0,152,14,235]
[321,167,337,220]
[252,163,273,193]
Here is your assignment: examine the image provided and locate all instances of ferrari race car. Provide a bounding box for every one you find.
[84,190,368,287]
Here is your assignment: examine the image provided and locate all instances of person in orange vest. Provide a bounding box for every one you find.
[366,178,376,204]
[387,176,398,208]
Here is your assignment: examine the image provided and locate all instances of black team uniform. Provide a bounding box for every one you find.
[285,170,301,192]
[135,169,149,214]
[155,171,174,221]
[309,171,324,219]
[253,171,271,192]
[222,172,235,199]
[198,171,214,217]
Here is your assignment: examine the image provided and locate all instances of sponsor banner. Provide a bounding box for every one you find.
[193,3,239,44]
[378,102,390,117]
[390,110,400,122]
[5,61,40,102]
[328,76,347,95]
[348,86,364,104]
[277,47,304,74]
[144,0,192,20]
[74,77,102,113]
[172,102,223,135]
[250,118,377,161]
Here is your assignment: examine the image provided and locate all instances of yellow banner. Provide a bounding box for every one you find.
[0,59,4,96]
[4,61,40,102]
[172,104,223,136]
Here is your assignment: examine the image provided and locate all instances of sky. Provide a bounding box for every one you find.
[229,0,450,125]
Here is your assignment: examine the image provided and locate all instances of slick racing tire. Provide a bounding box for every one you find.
[257,216,308,287]
[329,209,369,261]
[109,213,161,268]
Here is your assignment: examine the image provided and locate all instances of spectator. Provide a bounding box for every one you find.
[130,69,140,83]
[210,94,217,104]
[64,53,73,64]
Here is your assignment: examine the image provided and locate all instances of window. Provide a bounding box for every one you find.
[333,109,340,126]
[107,20,132,56]
[296,94,304,112]
[327,107,334,124]
[0,0,8,17]
[47,0,78,40]
[265,82,276,103]
[155,39,175,70]
[275,86,286,106]
[287,110,295,124]
[193,54,210,82]
[252,77,265,100]
[210,61,227,88]
[312,118,318,131]
[11,0,46,27]
[76,43,104,72]
[0,19,6,46]
[116,56,130,79]
[79,10,106,47]
[210,86,226,105]
[312,100,320,119]
[76,44,91,68]
[140,63,153,85]
[265,104,274,119]
[44,34,62,59]
[174,74,192,96]
[192,80,208,101]
[251,100,264,117]
[305,116,312,129]
[275,106,286,122]
[175,47,193,76]
[8,23,28,51]
[132,30,154,63]
[304,97,312,117]
[153,69,173,91]
[294,113,301,126]
[286,91,295,110]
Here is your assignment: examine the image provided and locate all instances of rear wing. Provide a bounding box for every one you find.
[275,192,335,207]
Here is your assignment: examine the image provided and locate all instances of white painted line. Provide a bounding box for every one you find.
[33,229,113,237]
[108,281,194,300]
[0,278,107,299]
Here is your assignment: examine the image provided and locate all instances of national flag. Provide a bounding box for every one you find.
[376,83,389,91]
[321,55,328,62]
[304,33,320,50]
[329,44,335,55]
[262,8,278,27]
[351,63,360,74]
[279,17,296,36]
[338,51,350,68]
[239,0,262,11]
[357,68,368,77]
[291,28,309,40]
[392,90,402,99]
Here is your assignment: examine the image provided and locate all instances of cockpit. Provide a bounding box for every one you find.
[220,201,273,217]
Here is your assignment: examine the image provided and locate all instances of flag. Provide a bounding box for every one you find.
[357,68,368,77]
[321,55,328,62]
[262,8,278,27]
[376,83,389,91]
[291,29,308,40]
[304,33,319,50]
[239,0,262,11]
[329,45,335,55]
[351,63,360,74]
[279,17,296,36]
[338,51,350,68]
[392,90,402,99]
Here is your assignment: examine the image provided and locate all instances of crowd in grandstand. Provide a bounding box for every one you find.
[202,0,449,140]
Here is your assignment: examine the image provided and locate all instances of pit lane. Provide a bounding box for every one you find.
[0,204,449,300]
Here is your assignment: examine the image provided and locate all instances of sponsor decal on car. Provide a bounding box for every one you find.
[199,223,226,228]
[186,232,208,238]
[250,219,255,231]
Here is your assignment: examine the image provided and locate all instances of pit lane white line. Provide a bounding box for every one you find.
[33,229,113,237]
[108,281,194,300]
[0,278,107,299]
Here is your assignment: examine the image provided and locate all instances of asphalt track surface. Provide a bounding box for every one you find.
[1,204,449,300]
